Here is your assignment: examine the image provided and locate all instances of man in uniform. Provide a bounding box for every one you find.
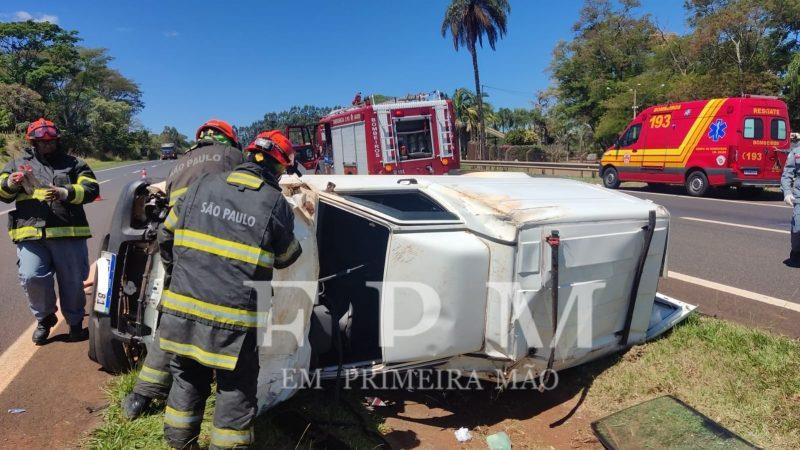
[783,132,800,266]
[123,119,245,419]
[0,118,99,344]
[159,130,302,449]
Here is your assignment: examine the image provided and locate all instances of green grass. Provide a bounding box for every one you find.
[85,372,387,449]
[87,316,799,449]
[580,314,800,449]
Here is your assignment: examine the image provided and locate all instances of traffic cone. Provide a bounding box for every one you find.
[140,169,147,179]
[93,194,104,202]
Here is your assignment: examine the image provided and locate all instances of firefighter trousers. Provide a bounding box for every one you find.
[132,328,172,399]
[792,205,800,252]
[164,335,259,449]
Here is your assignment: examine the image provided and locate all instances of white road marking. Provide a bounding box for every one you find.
[622,189,791,209]
[679,216,789,234]
[0,314,64,395]
[668,271,800,313]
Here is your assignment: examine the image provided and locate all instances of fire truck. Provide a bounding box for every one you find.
[314,93,460,175]
[600,96,792,196]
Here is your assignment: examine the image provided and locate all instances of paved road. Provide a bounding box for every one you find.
[620,186,800,337]
[0,159,176,354]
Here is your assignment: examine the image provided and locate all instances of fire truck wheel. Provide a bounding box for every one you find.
[685,171,709,197]
[602,167,620,189]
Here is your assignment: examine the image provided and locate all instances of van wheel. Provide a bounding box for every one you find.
[603,167,620,189]
[685,171,709,197]
[87,234,134,374]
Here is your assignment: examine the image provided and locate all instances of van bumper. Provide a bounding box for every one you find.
[718,169,781,187]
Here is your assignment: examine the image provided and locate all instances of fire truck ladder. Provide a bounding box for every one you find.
[380,111,398,165]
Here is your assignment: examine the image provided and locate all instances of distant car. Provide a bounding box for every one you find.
[88,173,693,413]
[160,143,178,160]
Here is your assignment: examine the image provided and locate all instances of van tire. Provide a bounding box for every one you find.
[88,234,134,374]
[685,171,709,197]
[602,167,621,189]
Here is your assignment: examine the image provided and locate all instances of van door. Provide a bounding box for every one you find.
[740,115,769,177]
[616,121,645,181]
[642,111,673,175]
[380,230,489,364]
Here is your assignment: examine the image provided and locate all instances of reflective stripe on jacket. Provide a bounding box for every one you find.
[157,162,302,369]
[1,148,99,242]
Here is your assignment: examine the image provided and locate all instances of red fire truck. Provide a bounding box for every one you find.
[600,96,792,196]
[314,93,460,175]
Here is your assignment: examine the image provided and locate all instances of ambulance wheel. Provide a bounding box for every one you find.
[88,234,134,374]
[685,171,709,197]
[602,167,620,189]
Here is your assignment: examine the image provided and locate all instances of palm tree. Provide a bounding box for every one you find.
[442,0,510,159]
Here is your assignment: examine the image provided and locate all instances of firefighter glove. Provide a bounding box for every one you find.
[785,194,796,207]
[7,172,24,190]
[45,186,69,202]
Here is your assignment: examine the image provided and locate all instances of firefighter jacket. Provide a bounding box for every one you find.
[165,140,244,206]
[156,162,302,370]
[781,147,799,199]
[0,148,99,242]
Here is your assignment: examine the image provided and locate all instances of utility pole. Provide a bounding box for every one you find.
[630,83,642,119]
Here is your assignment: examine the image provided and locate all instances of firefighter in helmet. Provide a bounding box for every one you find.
[783,132,800,266]
[0,118,99,344]
[158,130,302,449]
[123,119,245,419]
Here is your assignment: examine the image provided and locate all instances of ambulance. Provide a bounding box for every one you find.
[600,96,792,196]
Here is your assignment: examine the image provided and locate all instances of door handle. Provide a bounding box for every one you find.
[631,149,638,153]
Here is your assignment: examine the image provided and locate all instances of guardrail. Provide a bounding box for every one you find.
[461,160,600,178]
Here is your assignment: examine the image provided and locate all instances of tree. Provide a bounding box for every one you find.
[159,126,189,150]
[0,83,45,131]
[441,0,510,159]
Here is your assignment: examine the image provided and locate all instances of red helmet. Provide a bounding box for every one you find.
[196,119,238,146]
[26,118,60,141]
[245,130,295,167]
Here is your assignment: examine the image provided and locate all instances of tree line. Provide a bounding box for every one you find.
[0,20,184,159]
[443,0,800,159]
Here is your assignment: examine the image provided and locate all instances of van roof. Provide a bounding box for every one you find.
[640,97,788,118]
[283,173,664,243]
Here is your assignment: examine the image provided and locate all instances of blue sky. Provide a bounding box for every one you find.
[1,1,686,136]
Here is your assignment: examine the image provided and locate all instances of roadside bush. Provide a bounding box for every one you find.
[504,128,539,145]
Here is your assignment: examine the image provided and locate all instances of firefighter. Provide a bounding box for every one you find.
[0,118,99,344]
[122,119,245,419]
[783,132,800,266]
[159,130,302,449]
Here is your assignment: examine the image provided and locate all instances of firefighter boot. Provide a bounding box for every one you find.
[788,251,800,268]
[32,313,58,345]
[122,392,152,420]
[69,324,88,341]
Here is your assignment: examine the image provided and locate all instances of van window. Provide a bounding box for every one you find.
[743,118,763,139]
[342,190,458,221]
[771,119,787,140]
[620,124,641,147]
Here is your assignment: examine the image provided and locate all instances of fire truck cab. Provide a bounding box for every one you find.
[600,96,792,196]
[316,93,460,175]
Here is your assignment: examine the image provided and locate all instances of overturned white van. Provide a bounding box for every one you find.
[88,173,694,412]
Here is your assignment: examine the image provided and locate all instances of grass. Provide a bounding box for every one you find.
[86,316,799,449]
[580,314,800,449]
[84,371,387,449]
